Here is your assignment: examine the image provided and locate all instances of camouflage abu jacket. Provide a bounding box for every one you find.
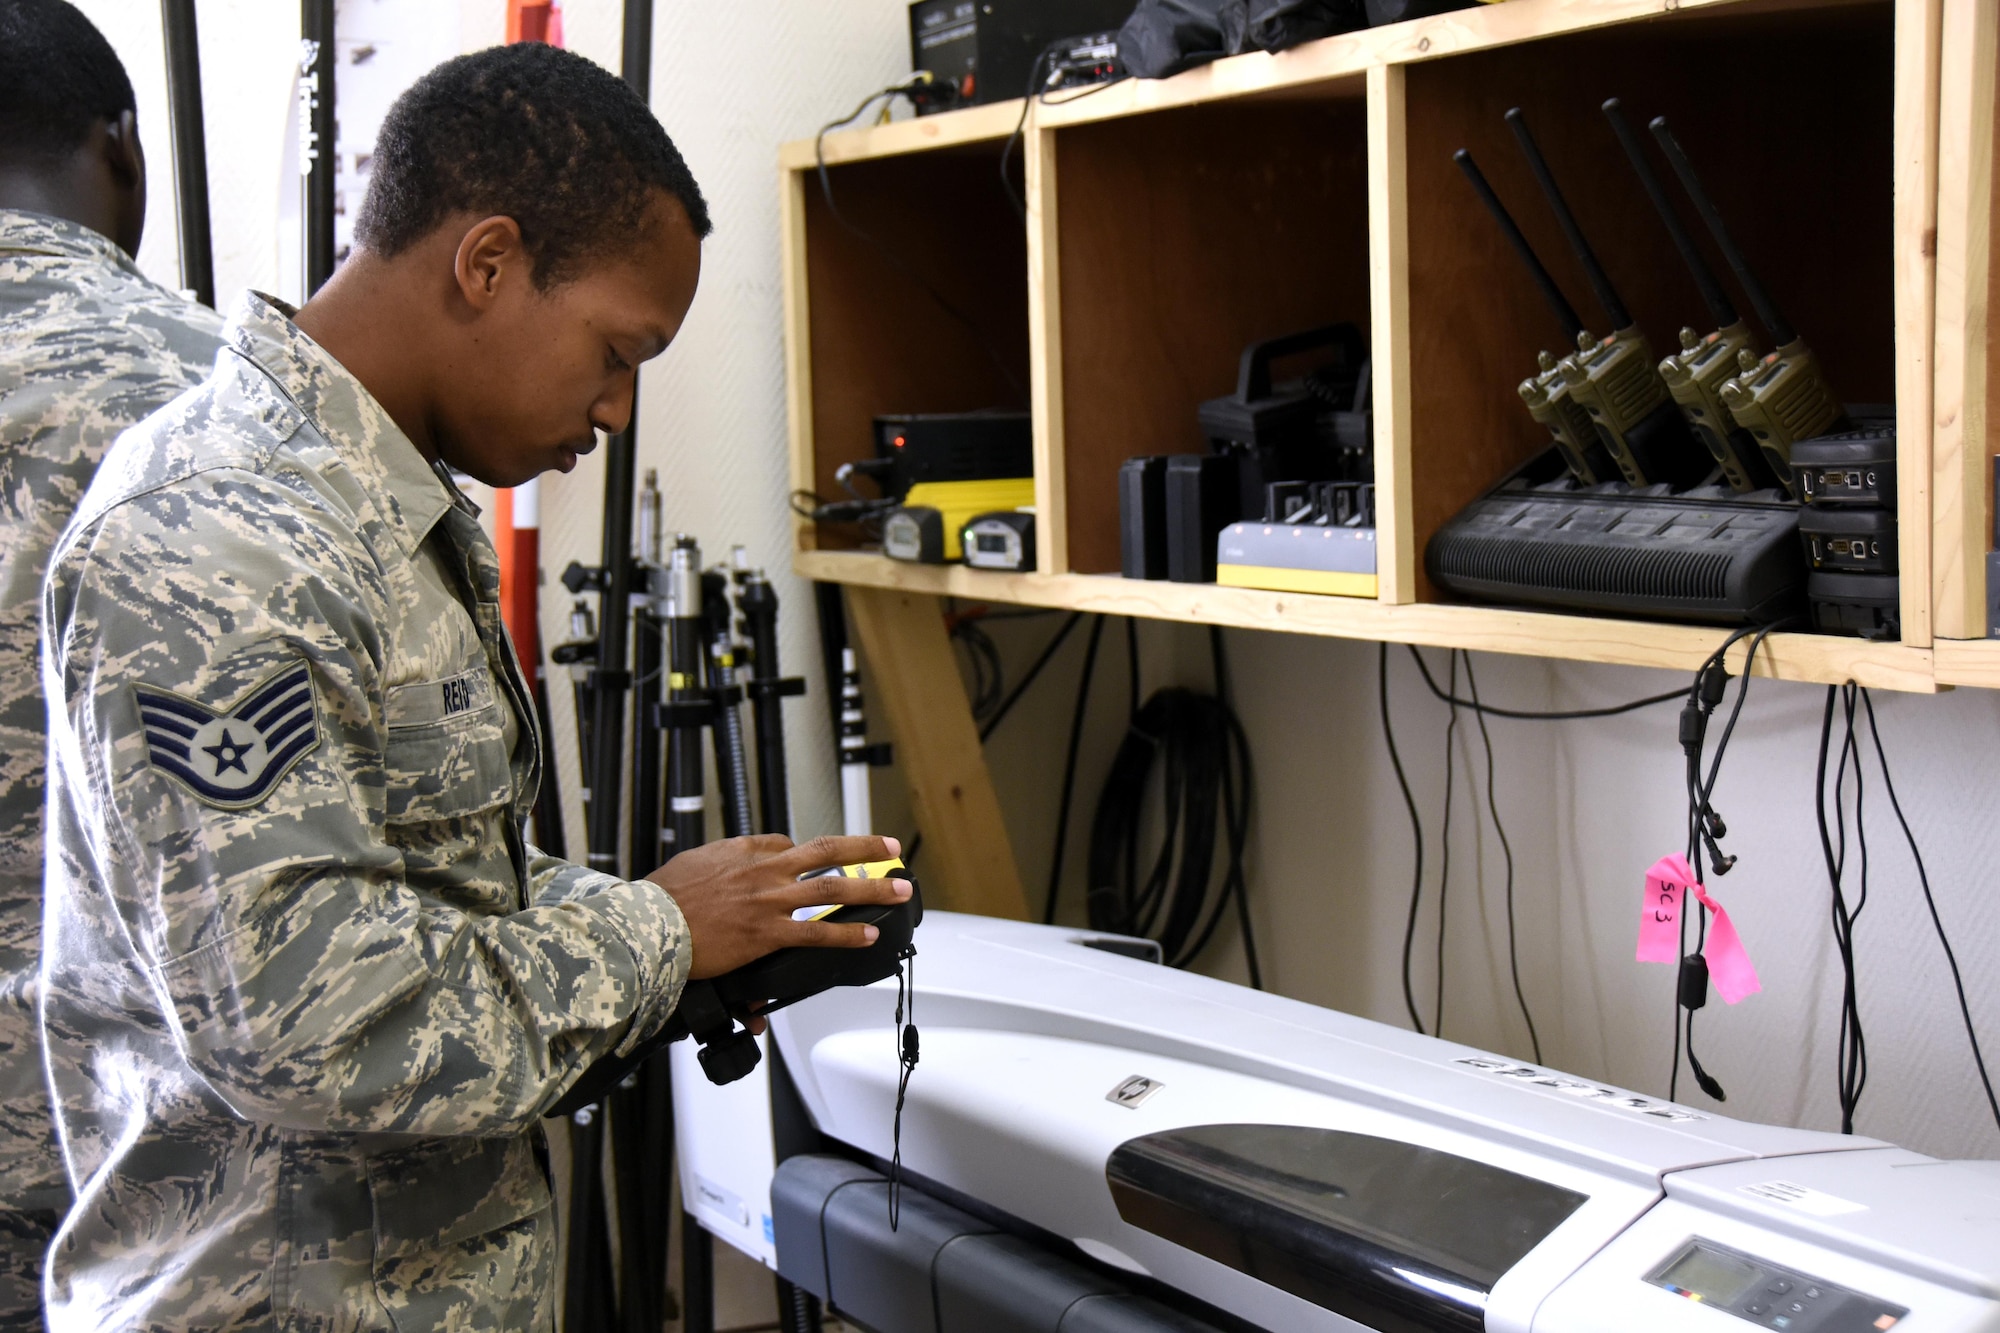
[40,292,692,1332]
[0,208,224,1212]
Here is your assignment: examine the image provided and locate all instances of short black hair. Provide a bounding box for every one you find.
[355,43,711,288]
[0,0,136,165]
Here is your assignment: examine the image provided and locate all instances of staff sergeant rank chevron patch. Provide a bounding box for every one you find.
[135,662,321,808]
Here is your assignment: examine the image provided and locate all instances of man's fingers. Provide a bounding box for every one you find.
[787,920,883,950]
[770,834,900,878]
[779,872,913,910]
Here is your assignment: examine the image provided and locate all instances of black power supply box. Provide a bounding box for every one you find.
[873,411,1032,495]
[909,0,1134,111]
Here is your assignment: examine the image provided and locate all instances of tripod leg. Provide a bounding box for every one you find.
[563,1107,617,1331]
[609,1077,655,1333]
[681,1218,714,1333]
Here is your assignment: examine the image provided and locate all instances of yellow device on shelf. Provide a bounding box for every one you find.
[883,478,1035,563]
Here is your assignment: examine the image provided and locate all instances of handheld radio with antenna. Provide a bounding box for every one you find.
[1505,108,1712,491]
[1453,149,1618,486]
[1603,99,1782,494]
[1649,115,1843,495]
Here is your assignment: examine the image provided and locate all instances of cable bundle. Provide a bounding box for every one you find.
[1084,683,1259,982]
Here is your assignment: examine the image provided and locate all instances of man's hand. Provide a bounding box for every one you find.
[645,834,911,981]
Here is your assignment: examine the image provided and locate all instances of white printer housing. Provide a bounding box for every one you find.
[677,912,2000,1332]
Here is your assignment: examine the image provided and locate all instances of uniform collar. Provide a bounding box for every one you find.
[0,208,137,271]
[221,290,465,557]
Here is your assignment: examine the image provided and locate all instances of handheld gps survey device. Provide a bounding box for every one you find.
[548,860,921,1115]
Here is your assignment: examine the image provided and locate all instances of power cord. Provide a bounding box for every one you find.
[998,43,1132,223]
[815,77,1028,406]
[1816,683,1870,1132]
[979,612,1084,741]
[1385,642,1692,1046]
[1672,622,1785,1104]
[1044,617,1107,925]
[1083,629,1260,986]
[1380,643,1428,1034]
[1434,651,1462,1037]
[1462,653,1541,1065]
[1860,690,2000,1133]
[887,951,919,1230]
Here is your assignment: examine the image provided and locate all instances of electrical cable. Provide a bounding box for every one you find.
[1816,683,1869,1133]
[1462,652,1540,1065]
[1434,651,1462,1038]
[888,954,919,1231]
[1404,648,1687,719]
[979,612,1084,741]
[1206,627,1261,990]
[1678,615,1774,1105]
[948,617,1005,720]
[1084,646,1259,985]
[1380,642,1428,1035]
[1860,689,2000,1132]
[998,47,1131,223]
[1671,621,1774,1103]
[1044,616,1106,925]
[817,83,1028,406]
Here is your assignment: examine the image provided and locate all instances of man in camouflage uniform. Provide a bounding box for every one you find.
[0,4,226,1325]
[40,42,906,1331]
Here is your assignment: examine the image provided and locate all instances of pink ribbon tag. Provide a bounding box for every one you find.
[1636,853,1762,1005]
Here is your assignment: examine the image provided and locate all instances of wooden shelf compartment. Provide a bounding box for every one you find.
[795,551,1937,692]
[1038,74,1374,578]
[1395,1,1904,614]
[780,0,1956,692]
[782,133,1031,553]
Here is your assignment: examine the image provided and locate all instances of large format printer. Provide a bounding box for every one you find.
[673,913,2000,1332]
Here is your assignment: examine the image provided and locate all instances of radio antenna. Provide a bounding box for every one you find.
[1603,99,1737,331]
[1453,149,1585,339]
[1650,116,1796,348]
[1506,107,1632,331]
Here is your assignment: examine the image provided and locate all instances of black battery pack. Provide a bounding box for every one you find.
[1799,507,1899,575]
[1120,456,1169,579]
[1808,570,1901,641]
[1166,454,1239,583]
[1793,426,1897,508]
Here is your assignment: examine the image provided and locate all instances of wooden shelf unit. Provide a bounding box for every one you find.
[783,0,1969,695]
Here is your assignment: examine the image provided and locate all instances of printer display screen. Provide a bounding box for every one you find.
[1657,1245,1760,1305]
[1107,1123,1585,1332]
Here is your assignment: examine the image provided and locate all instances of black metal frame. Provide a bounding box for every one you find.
[159,0,214,306]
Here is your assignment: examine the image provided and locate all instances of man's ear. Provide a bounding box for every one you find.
[104,110,143,188]
[104,110,146,257]
[453,215,529,311]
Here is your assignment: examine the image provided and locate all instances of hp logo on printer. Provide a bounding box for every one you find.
[1107,1076,1163,1108]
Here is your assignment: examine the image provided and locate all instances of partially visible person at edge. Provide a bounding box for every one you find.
[39,40,909,1332]
[0,3,227,1327]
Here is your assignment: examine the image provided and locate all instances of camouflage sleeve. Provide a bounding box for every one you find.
[523,846,692,1057]
[48,470,691,1135]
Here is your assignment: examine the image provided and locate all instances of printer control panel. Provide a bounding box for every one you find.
[1647,1239,1908,1332]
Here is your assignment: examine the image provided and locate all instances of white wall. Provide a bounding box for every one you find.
[80,0,2000,1219]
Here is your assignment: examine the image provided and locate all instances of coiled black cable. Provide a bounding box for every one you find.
[1082,632,1260,986]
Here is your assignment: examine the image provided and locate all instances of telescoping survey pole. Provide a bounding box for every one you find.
[300,0,336,296]
[563,6,656,1331]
